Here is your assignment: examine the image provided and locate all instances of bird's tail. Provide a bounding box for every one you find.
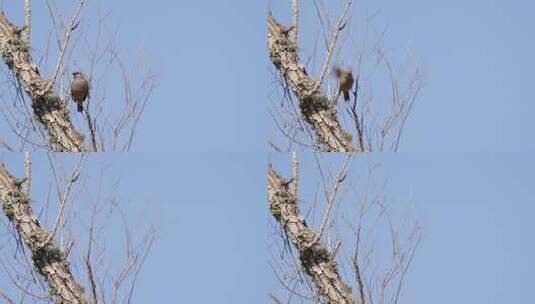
[77,102,83,113]
[343,91,350,101]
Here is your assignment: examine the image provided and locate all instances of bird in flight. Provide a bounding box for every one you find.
[334,66,354,102]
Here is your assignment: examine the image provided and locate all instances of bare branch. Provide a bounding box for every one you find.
[268,12,355,152]
[85,208,98,304]
[44,0,85,94]
[84,105,98,151]
[289,151,298,198]
[268,161,356,304]
[23,0,31,45]
[0,134,15,152]
[308,155,351,247]
[313,0,352,93]
[42,154,84,247]
[0,161,89,303]
[23,152,31,197]
[290,0,299,45]
[269,6,422,153]
[0,11,87,151]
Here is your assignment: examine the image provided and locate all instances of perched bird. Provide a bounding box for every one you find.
[70,71,89,113]
[334,67,354,102]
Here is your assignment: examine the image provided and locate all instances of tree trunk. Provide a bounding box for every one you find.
[0,11,87,152]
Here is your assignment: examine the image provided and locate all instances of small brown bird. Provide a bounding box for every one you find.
[70,71,89,113]
[334,67,354,102]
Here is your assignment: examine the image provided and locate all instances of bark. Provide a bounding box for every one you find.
[0,161,89,304]
[267,163,357,304]
[267,12,355,152]
[0,11,87,152]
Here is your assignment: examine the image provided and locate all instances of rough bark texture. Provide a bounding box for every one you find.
[268,164,356,304]
[267,13,355,152]
[0,162,89,304]
[0,11,86,152]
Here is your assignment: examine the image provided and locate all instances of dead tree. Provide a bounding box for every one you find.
[0,160,88,302]
[0,9,86,152]
[0,156,155,303]
[268,153,421,303]
[0,2,156,152]
[268,10,354,152]
[268,1,422,152]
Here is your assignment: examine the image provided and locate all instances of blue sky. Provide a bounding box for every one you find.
[0,0,533,303]
[269,152,534,303]
[0,153,269,303]
[269,0,535,152]
[0,0,267,152]
[1,152,532,303]
[0,0,533,152]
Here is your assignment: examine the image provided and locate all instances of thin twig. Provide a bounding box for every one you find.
[312,0,352,93]
[23,152,31,197]
[84,103,98,151]
[291,0,299,45]
[44,0,85,94]
[23,0,31,45]
[289,151,298,198]
[347,75,365,151]
[40,154,84,247]
[85,208,98,304]
[353,215,366,304]
[0,287,14,304]
[0,135,14,152]
[307,155,351,247]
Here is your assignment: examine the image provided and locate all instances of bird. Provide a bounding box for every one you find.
[334,66,354,102]
[70,71,89,113]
